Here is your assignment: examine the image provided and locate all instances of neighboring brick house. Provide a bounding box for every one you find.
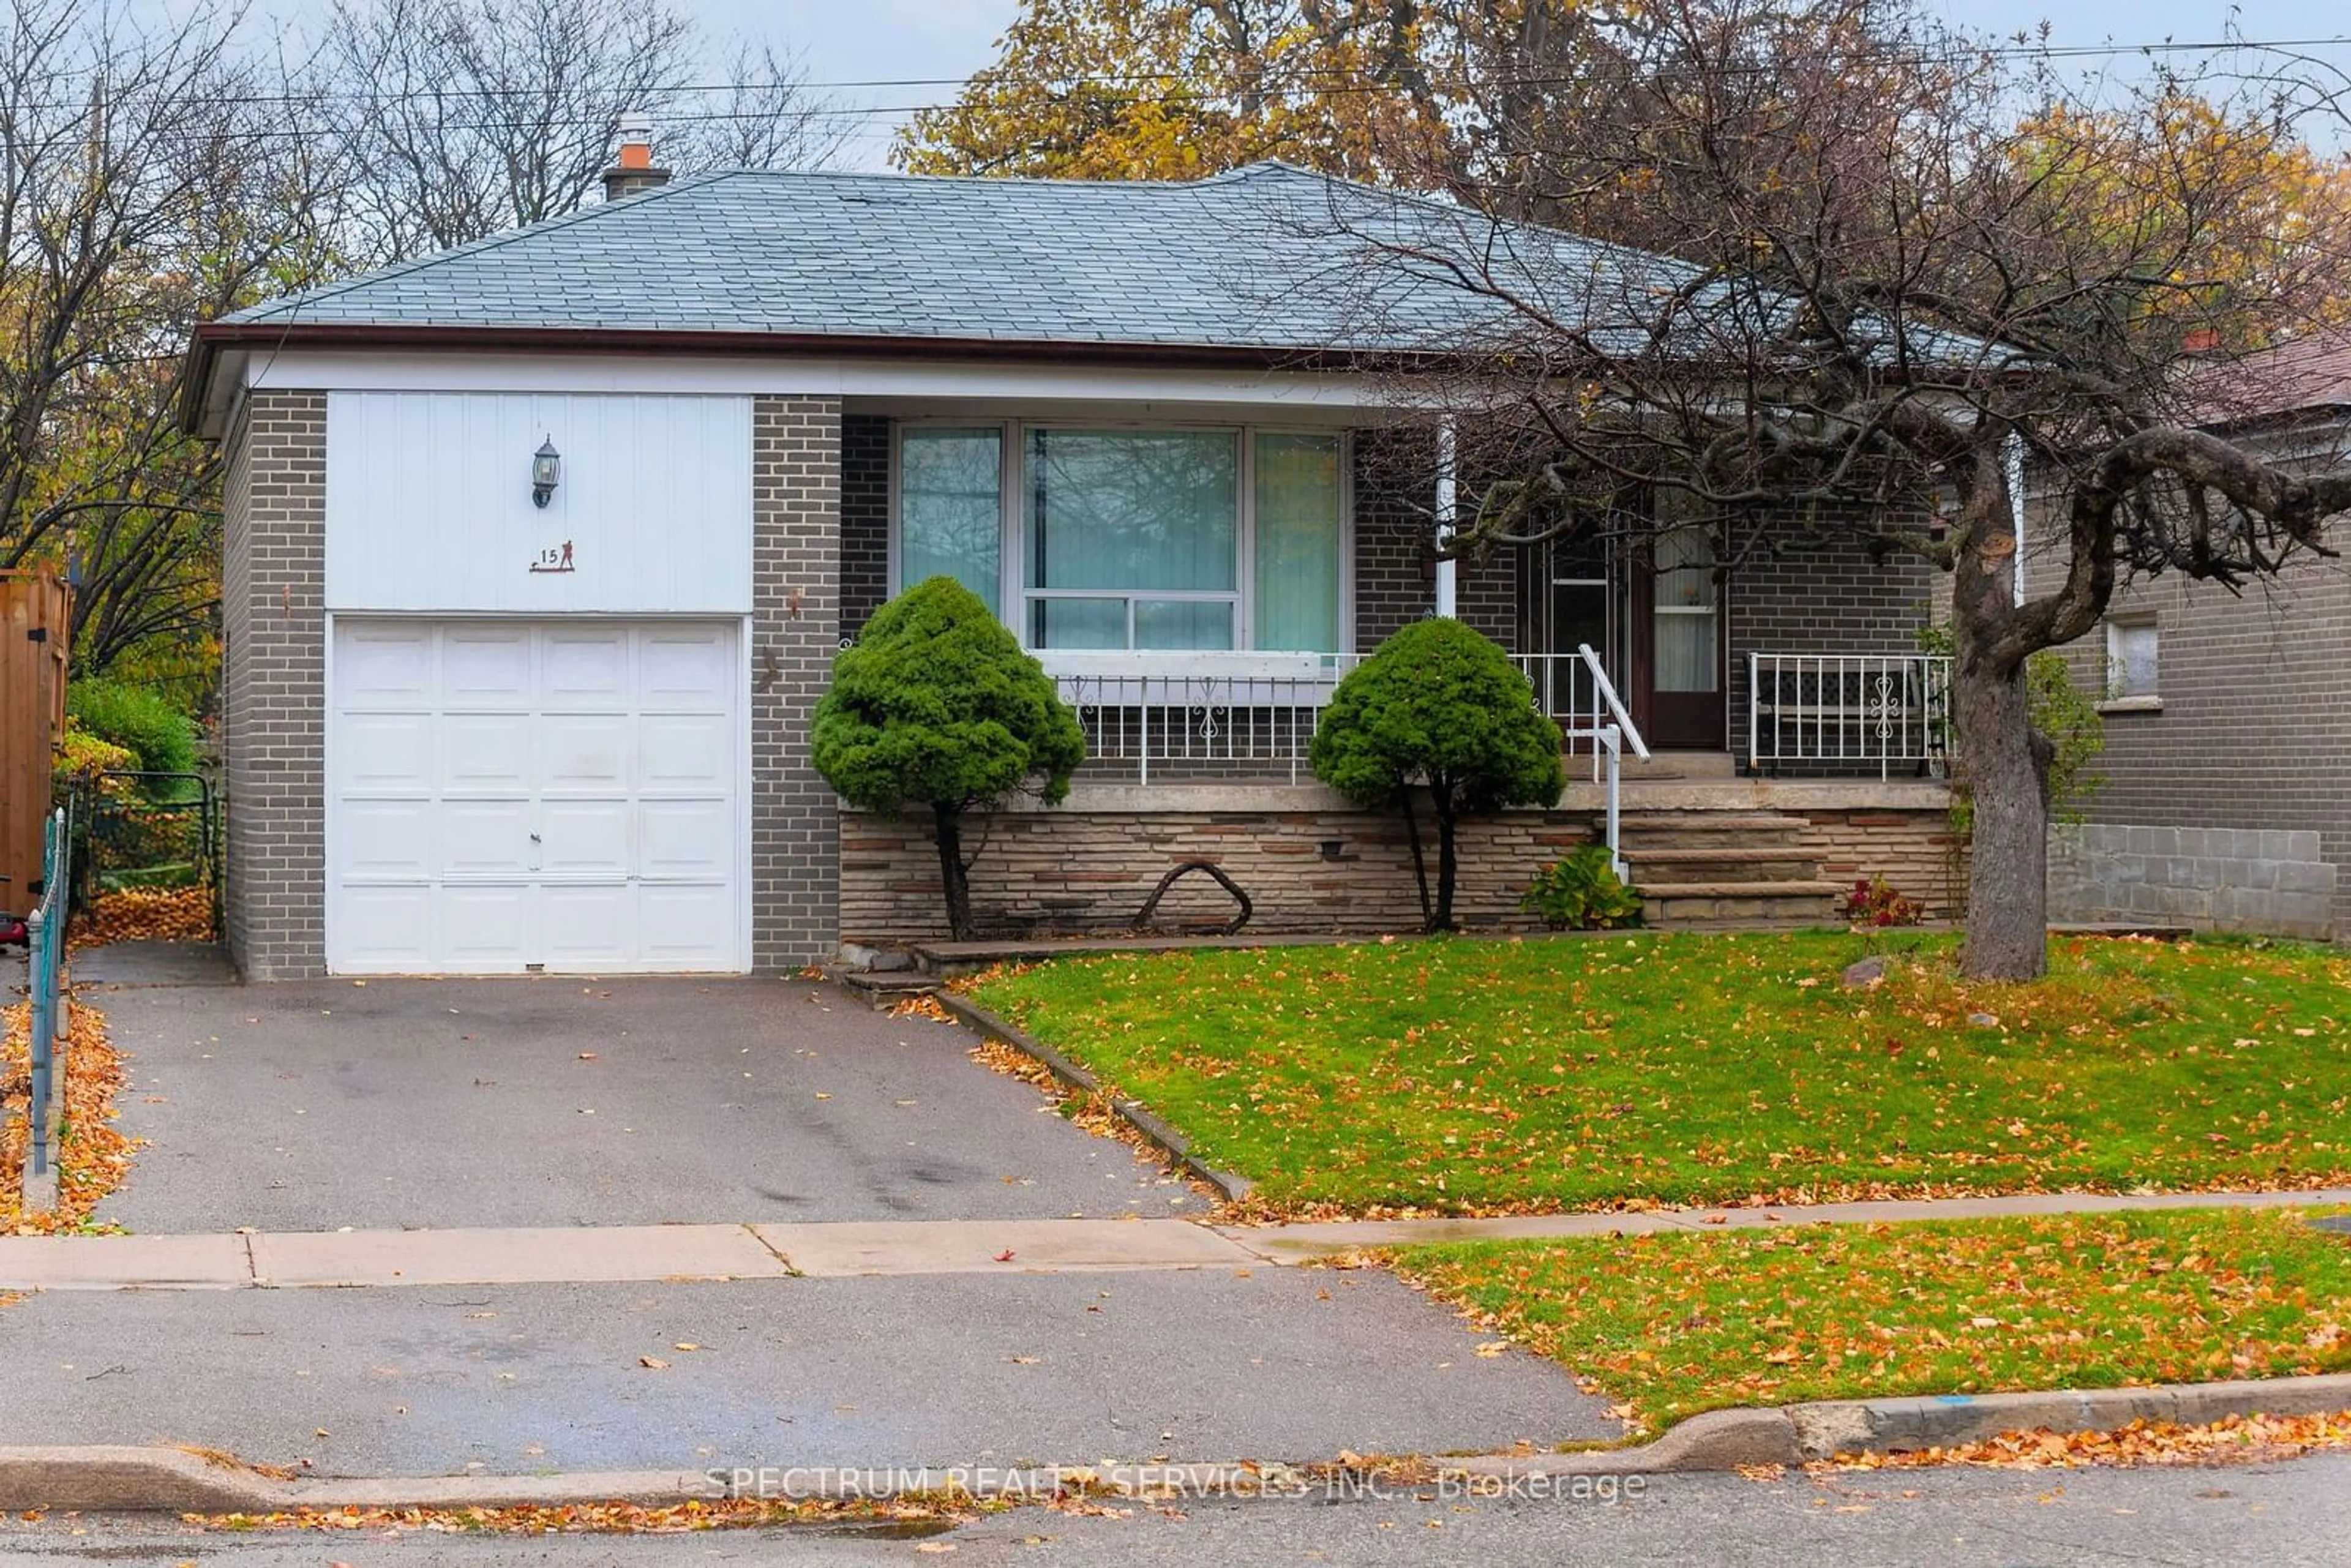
[2030,337,2351,941]
[187,150,1953,979]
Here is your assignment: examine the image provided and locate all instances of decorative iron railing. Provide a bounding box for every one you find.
[1051,653,1356,787]
[1048,643,1649,871]
[1747,653,1952,779]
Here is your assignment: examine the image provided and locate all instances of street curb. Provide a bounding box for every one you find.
[1449,1373,2351,1479]
[11,1375,2351,1510]
[930,990,1256,1203]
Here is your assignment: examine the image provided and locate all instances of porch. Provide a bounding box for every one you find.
[1051,648,1952,787]
[836,405,1958,940]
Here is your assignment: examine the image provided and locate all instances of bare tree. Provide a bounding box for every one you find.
[310,0,848,264]
[0,0,340,681]
[1349,0,2351,978]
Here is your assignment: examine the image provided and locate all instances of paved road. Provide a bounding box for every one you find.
[3,1449,2345,1564]
[92,977,1193,1231]
[0,1269,1605,1476]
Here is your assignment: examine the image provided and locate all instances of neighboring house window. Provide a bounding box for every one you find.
[891,421,1349,653]
[2106,615,2159,704]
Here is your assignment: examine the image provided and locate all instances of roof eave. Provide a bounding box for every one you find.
[179,319,1469,434]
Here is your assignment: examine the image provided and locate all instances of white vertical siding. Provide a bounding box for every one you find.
[324,392,754,613]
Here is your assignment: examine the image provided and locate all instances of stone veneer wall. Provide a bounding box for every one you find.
[749,397,844,969]
[220,390,329,980]
[841,793,1595,939]
[838,786,1962,940]
[2047,823,2336,940]
[1797,808,1966,918]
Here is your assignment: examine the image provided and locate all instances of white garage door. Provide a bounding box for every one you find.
[328,618,744,974]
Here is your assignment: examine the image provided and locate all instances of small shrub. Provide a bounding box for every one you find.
[812,577,1085,942]
[1847,875,1924,926]
[53,721,137,795]
[1311,619,1565,931]
[66,679,200,782]
[1522,846,1645,930]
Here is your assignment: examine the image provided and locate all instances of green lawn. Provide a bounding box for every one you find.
[966,931,2351,1214]
[1393,1209,2351,1435]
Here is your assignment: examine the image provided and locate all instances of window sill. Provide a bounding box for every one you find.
[2096,695,2163,714]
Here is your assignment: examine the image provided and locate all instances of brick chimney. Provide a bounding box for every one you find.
[602,113,671,203]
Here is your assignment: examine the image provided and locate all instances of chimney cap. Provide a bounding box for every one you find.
[617,112,654,171]
[603,112,670,201]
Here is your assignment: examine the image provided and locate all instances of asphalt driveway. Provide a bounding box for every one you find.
[89,975,1195,1232]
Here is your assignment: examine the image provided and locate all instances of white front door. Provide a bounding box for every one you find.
[327,618,743,974]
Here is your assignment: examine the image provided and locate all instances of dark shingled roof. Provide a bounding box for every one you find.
[220,161,1698,355]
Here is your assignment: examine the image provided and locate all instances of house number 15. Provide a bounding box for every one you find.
[528,541,577,574]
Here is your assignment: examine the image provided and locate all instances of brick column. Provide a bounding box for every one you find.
[220,390,329,979]
[749,396,844,969]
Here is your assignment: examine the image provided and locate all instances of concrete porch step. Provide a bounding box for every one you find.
[1638,879,1845,900]
[838,970,943,1005]
[1643,880,1843,926]
[1619,847,1826,865]
[1615,812,1813,834]
[1613,749,1741,781]
[1641,877,1843,928]
[1627,860,1821,887]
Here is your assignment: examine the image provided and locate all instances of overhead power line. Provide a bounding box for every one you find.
[32,31,2351,149]
[18,29,2351,114]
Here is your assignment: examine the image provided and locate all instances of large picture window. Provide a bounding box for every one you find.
[1026,429,1238,650]
[891,421,1348,654]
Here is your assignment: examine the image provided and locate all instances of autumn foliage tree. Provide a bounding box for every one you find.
[1346,0,2351,978]
[812,578,1087,942]
[1311,619,1564,932]
[894,0,1643,188]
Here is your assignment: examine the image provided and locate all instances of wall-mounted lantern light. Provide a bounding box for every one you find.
[531,437,561,508]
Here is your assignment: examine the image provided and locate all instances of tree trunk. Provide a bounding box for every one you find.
[1953,655,2052,979]
[1433,788,1460,932]
[932,801,975,942]
[1399,787,1434,930]
[1951,490,2054,981]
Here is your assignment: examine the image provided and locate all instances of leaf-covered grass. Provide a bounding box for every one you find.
[2,999,134,1234]
[967,931,2351,1214]
[1393,1208,2351,1435]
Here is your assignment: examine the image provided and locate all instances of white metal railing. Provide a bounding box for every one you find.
[1049,643,1651,874]
[1051,651,1362,786]
[1525,645,1649,876]
[1748,653,1952,780]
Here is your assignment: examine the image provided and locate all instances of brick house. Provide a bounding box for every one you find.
[186,152,1958,980]
[2033,337,2351,942]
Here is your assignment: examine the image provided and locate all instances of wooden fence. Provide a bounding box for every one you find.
[1,568,69,917]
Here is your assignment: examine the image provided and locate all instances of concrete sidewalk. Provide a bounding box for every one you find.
[6,1187,2344,1292]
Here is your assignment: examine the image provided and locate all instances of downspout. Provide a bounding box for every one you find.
[1434,418,1457,618]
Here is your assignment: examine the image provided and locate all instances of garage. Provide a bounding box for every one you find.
[328,617,744,975]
